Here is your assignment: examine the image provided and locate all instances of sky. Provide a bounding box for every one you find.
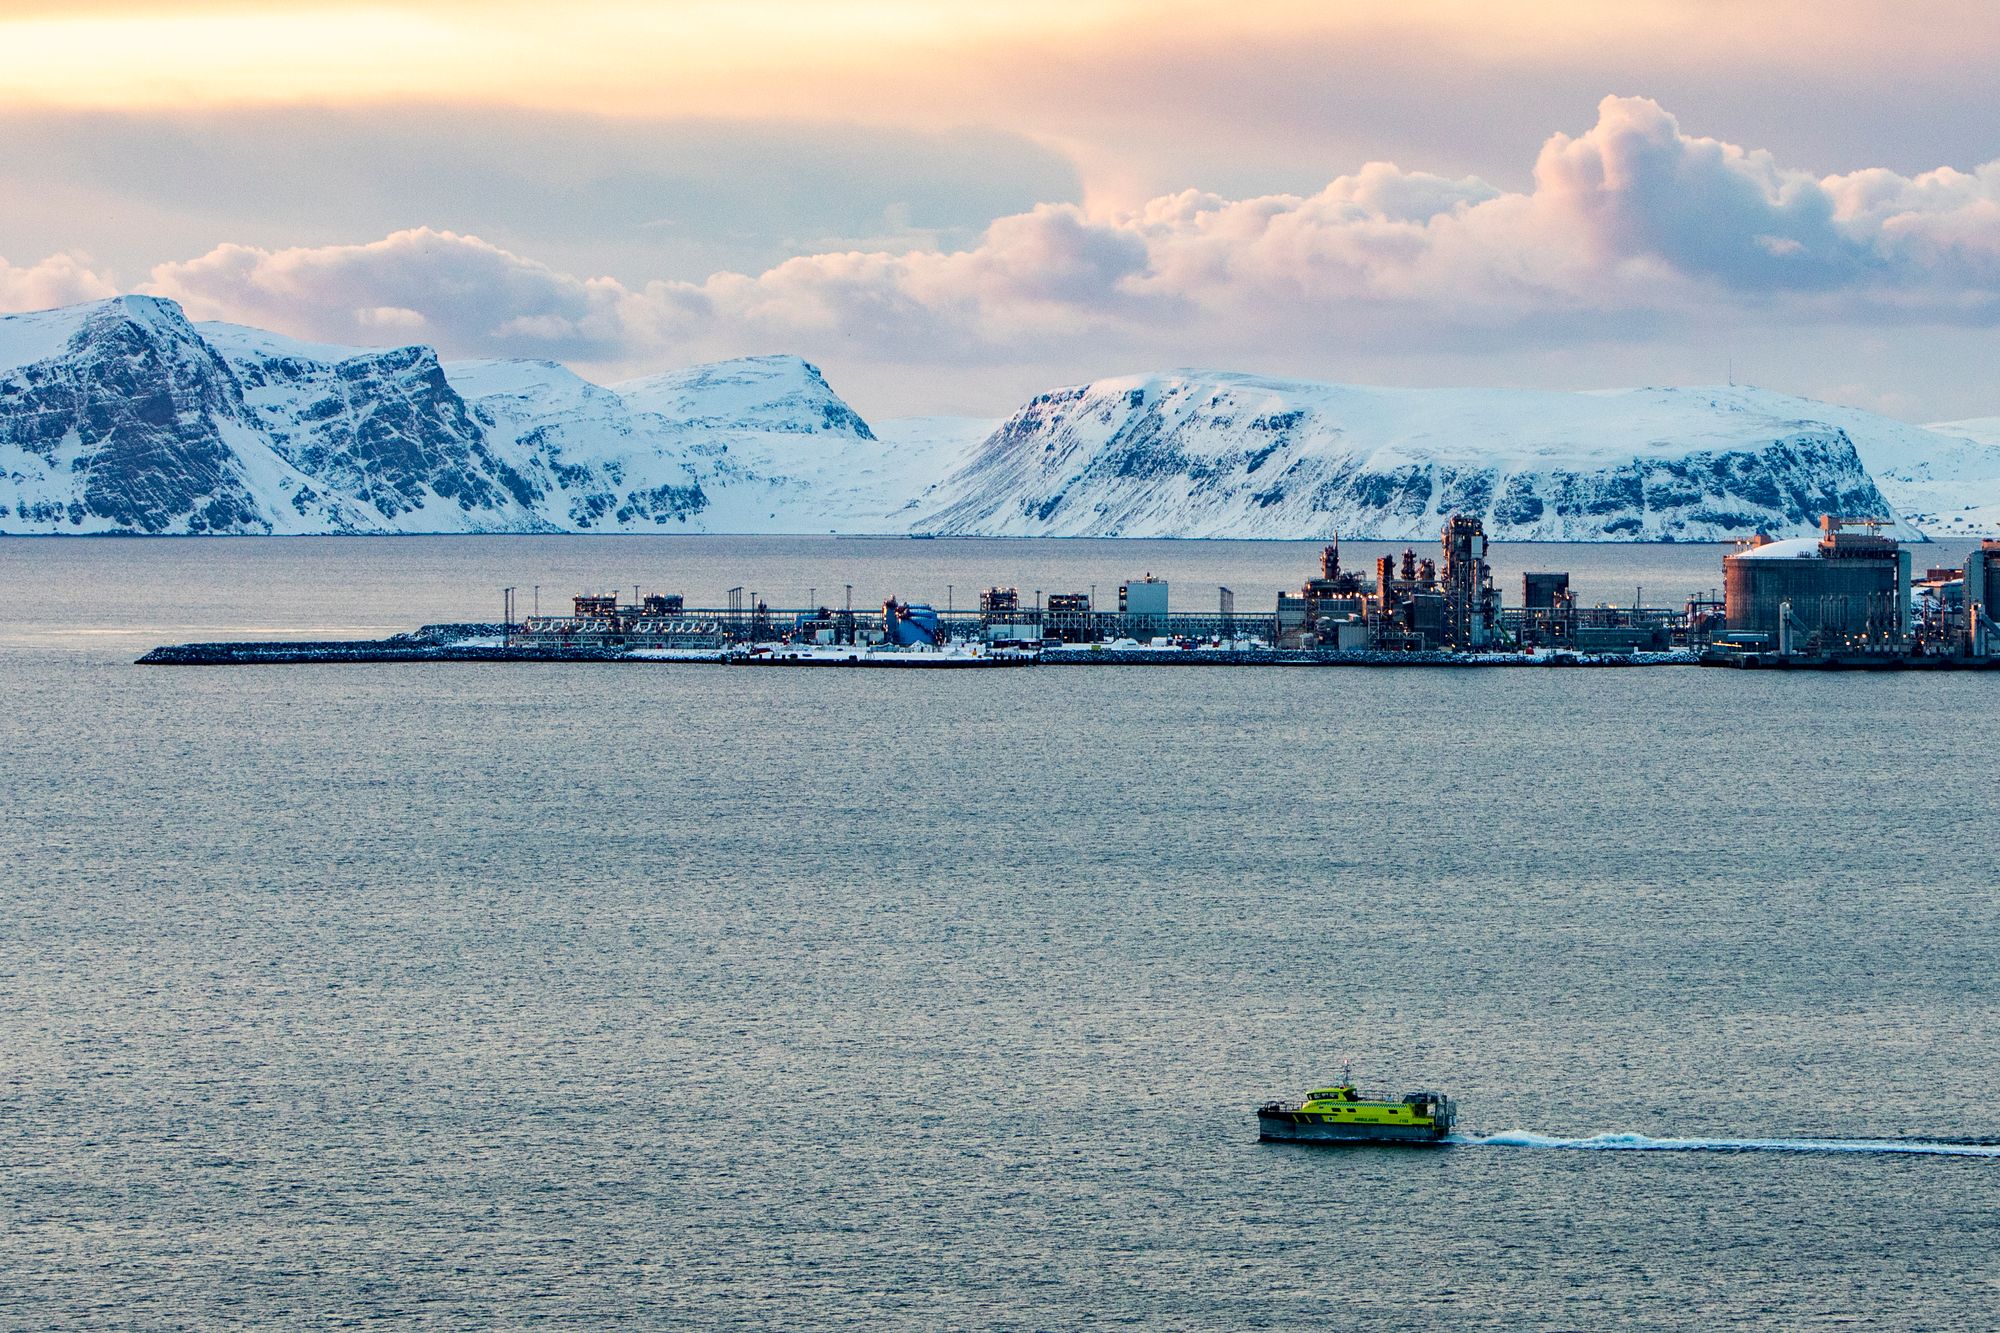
[4,0,2000,421]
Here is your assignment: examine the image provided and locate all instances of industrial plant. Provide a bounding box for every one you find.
[484,514,2000,670]
[1710,519,1998,666]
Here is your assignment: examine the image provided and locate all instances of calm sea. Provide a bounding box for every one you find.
[2,536,1996,1330]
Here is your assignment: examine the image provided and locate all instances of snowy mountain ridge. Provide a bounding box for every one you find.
[916,370,1955,541]
[0,297,899,535]
[1,296,1994,539]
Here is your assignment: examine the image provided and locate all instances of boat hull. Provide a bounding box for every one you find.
[1257,1109,1450,1146]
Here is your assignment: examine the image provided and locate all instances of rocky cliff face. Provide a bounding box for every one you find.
[916,374,1920,541]
[446,357,708,531]
[0,299,555,534]
[208,324,542,531]
[0,297,291,532]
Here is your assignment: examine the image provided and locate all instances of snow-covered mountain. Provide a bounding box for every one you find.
[616,356,875,439]
[1908,418,2000,539]
[3,297,1996,539]
[917,372,1938,541]
[0,296,929,534]
[0,297,374,533]
[202,320,543,532]
[443,357,711,530]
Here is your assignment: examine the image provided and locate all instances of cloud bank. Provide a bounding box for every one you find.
[136,100,2000,371]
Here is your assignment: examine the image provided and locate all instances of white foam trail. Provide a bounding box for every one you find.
[1454,1130,2000,1157]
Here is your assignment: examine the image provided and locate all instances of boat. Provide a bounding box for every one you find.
[1257,1066,1457,1146]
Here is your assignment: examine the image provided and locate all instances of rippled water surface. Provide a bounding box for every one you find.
[2,536,1996,1330]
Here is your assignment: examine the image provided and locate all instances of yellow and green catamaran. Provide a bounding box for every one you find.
[1258,1065,1457,1145]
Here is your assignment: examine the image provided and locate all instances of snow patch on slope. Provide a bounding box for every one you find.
[439,357,986,533]
[0,301,100,372]
[688,414,996,533]
[196,320,376,366]
[616,355,875,440]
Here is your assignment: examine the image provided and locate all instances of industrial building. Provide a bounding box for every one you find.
[1516,572,1574,647]
[1291,541,1369,644]
[1439,515,1499,650]
[976,586,1043,642]
[1522,572,1571,609]
[503,589,730,648]
[1269,519,1503,651]
[1722,516,1911,652]
[1966,540,2000,658]
[1119,576,1169,633]
[1044,592,1093,643]
[979,586,1020,617]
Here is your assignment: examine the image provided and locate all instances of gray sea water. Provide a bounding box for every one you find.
[3,536,1997,1330]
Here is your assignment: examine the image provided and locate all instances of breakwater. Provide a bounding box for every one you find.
[133,624,607,666]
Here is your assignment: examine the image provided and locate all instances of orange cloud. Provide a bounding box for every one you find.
[9,0,1998,226]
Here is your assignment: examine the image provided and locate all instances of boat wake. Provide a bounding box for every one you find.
[1452,1130,2000,1157]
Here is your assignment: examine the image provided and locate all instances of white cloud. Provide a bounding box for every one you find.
[140,98,2000,380]
[356,305,427,329]
[0,250,118,312]
[148,228,667,358]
